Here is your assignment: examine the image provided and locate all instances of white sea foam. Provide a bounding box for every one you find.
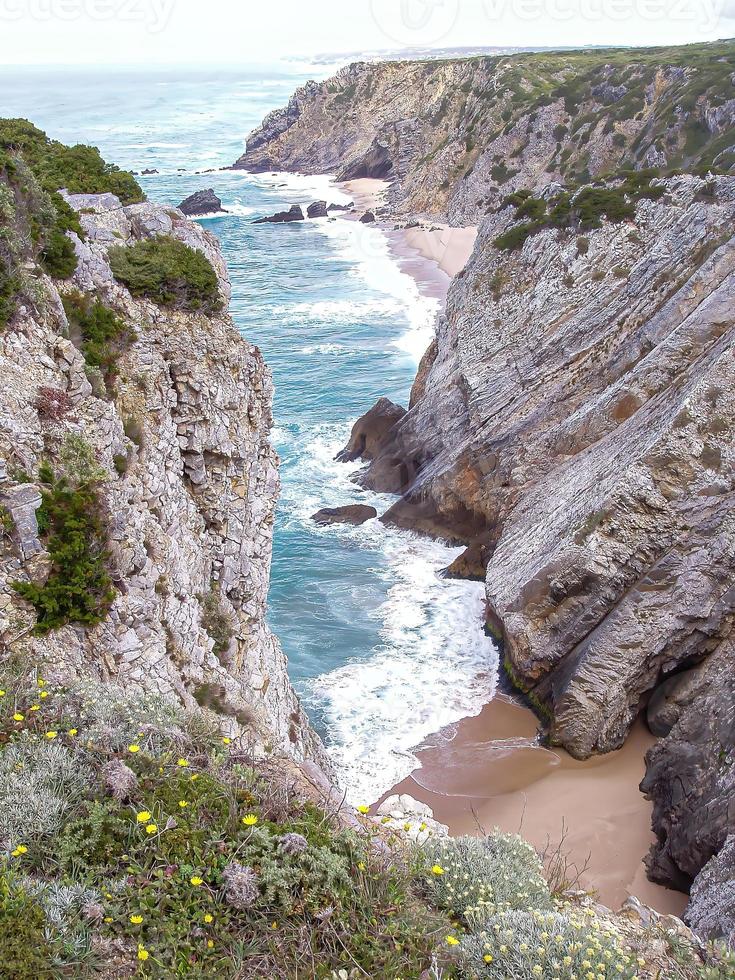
[313,218,440,363]
[280,422,497,804]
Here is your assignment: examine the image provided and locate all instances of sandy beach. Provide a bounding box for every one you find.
[338,177,685,918]
[376,698,687,916]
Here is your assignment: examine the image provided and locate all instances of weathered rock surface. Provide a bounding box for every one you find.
[233,47,735,224]
[253,204,304,224]
[359,211,375,224]
[336,397,406,464]
[641,642,734,902]
[0,192,328,771]
[311,504,377,526]
[686,835,735,943]
[178,188,227,216]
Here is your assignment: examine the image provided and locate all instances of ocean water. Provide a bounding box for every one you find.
[2,65,497,802]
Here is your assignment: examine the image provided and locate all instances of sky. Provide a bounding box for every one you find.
[0,0,733,66]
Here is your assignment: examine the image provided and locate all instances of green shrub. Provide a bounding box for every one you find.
[12,463,115,633]
[457,907,639,979]
[417,832,553,921]
[0,118,143,204]
[0,872,58,979]
[62,290,134,387]
[493,222,535,251]
[108,235,222,313]
[39,227,77,277]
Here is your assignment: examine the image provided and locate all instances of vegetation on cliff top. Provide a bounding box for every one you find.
[0,117,143,328]
[0,664,732,979]
[108,235,223,314]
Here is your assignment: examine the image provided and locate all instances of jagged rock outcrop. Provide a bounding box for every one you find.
[177,188,226,216]
[0,191,328,770]
[253,204,304,224]
[233,42,735,224]
[306,200,328,218]
[311,504,377,526]
[686,836,735,944]
[641,642,734,906]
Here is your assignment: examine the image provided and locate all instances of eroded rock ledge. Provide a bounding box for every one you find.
[0,192,328,771]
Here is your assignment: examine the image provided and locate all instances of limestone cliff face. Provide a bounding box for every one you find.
[234,43,735,223]
[239,45,735,922]
[0,193,327,769]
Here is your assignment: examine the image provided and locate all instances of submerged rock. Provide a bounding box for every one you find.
[178,188,226,216]
[253,204,304,224]
[359,211,376,224]
[311,504,377,526]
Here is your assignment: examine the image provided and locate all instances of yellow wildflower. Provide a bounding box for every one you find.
[30,705,40,711]
[357,861,366,871]
[204,913,213,923]
[40,691,49,699]
[222,736,231,744]
[190,876,204,886]
[137,945,149,961]
[37,679,46,687]
[446,936,460,946]
[128,744,140,753]
[242,814,258,826]
[145,823,157,835]
[178,800,188,808]
[431,865,445,875]
[104,917,112,923]
[484,954,493,963]
[13,713,23,722]
[11,845,28,857]
[207,940,214,948]
[67,728,78,736]
[0,689,5,696]
[403,822,411,831]
[136,811,151,823]
[190,773,200,781]
[130,914,143,924]
[357,805,369,814]
[45,731,58,739]
[176,758,189,767]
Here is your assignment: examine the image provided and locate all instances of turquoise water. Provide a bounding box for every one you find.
[2,66,496,800]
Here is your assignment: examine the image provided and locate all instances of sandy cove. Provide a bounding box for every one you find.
[338,177,687,918]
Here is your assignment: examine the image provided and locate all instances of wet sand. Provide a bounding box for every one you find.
[377,696,687,916]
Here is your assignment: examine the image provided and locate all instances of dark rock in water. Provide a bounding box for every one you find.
[641,642,735,917]
[359,211,376,224]
[336,397,405,464]
[307,200,328,218]
[311,504,377,526]
[327,202,354,212]
[141,168,158,175]
[178,189,226,216]
[253,204,304,224]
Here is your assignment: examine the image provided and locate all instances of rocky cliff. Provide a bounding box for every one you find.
[234,40,735,223]
[238,42,735,933]
[0,128,327,770]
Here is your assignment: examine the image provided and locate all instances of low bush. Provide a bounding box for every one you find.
[12,458,115,633]
[62,290,134,389]
[457,906,639,979]
[199,591,236,660]
[108,236,222,314]
[417,833,553,922]
[0,670,453,979]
